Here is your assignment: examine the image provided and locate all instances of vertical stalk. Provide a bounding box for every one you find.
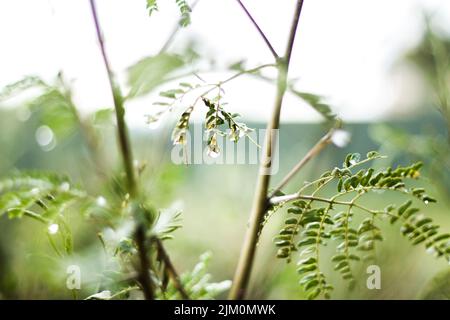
[89,0,153,299]
[154,238,190,299]
[235,0,279,60]
[229,0,305,300]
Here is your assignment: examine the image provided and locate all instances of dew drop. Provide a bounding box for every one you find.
[59,182,70,192]
[35,125,56,151]
[207,148,220,158]
[35,125,54,147]
[96,196,107,207]
[48,223,59,235]
[331,129,351,148]
[173,132,186,145]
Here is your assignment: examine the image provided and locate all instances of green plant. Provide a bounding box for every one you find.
[268,151,447,299]
[0,0,207,300]
[0,0,448,301]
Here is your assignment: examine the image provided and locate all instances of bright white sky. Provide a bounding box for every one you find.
[1,0,450,126]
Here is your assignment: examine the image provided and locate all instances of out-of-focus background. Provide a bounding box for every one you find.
[0,0,449,299]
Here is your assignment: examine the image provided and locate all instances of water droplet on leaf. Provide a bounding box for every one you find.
[331,129,351,148]
[48,223,59,234]
[59,182,70,192]
[96,196,107,207]
[207,147,220,158]
[35,125,56,151]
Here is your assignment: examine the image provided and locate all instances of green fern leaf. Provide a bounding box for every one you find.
[272,151,448,299]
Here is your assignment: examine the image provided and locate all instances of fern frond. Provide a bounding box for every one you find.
[0,171,87,254]
[290,89,336,121]
[127,53,185,98]
[296,205,334,299]
[330,200,359,288]
[356,215,383,261]
[271,151,448,299]
[0,76,47,101]
[145,0,192,27]
[390,200,450,258]
[152,207,183,240]
[0,75,77,140]
[175,0,192,27]
[172,106,194,146]
[146,0,158,15]
[158,252,231,300]
[149,81,257,157]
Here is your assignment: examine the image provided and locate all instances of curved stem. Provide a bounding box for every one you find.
[154,238,190,299]
[235,0,279,60]
[89,0,136,196]
[190,64,277,112]
[229,0,305,300]
[220,64,277,86]
[269,126,335,198]
[20,209,49,223]
[271,193,397,219]
[89,0,153,299]
[196,63,276,102]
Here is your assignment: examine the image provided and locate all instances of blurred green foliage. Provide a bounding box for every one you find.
[0,15,449,300]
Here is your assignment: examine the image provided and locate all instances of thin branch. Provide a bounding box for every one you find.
[284,0,305,66]
[135,226,156,299]
[89,0,137,196]
[154,238,190,300]
[270,194,383,216]
[89,0,154,300]
[270,182,416,208]
[109,286,140,299]
[229,0,305,300]
[190,63,276,108]
[159,0,201,54]
[268,126,335,198]
[13,209,49,223]
[235,0,280,60]
[220,63,277,85]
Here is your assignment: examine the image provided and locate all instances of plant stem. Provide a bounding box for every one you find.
[159,0,201,54]
[135,225,155,299]
[189,64,276,111]
[109,286,140,299]
[89,0,136,196]
[220,64,277,85]
[229,0,305,300]
[235,0,279,60]
[269,193,387,217]
[284,1,305,66]
[268,126,335,198]
[89,0,153,299]
[154,238,190,300]
[20,209,49,223]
